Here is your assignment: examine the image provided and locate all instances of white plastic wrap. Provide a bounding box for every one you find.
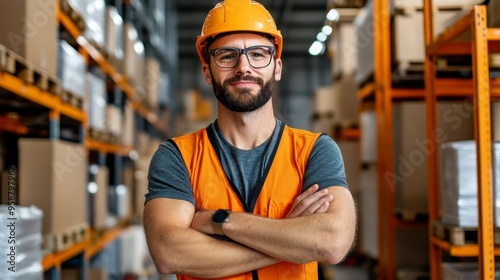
[440,141,500,227]
[87,73,107,131]
[58,41,86,98]
[68,0,106,48]
[442,262,500,280]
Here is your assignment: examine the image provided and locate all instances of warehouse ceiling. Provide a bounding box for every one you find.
[175,0,362,59]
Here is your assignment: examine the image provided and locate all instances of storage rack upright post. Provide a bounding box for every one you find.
[423,1,500,279]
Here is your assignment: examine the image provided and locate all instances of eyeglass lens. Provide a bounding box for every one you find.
[212,46,274,69]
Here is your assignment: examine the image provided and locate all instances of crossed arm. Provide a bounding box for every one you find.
[144,184,356,278]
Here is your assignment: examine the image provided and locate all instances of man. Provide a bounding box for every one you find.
[144,1,356,279]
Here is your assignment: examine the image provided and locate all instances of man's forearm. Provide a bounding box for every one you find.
[223,212,336,263]
[148,225,278,277]
[222,187,355,264]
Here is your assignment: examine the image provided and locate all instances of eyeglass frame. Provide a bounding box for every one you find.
[207,45,277,70]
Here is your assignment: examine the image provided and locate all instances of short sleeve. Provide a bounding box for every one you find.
[145,141,195,205]
[302,134,348,192]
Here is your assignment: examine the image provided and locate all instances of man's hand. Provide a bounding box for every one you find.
[286,184,333,218]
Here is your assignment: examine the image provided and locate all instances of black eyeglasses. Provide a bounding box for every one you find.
[207,45,276,69]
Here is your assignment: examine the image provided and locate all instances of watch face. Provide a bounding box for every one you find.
[213,209,230,223]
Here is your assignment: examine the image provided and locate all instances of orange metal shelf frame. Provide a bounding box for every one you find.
[424,3,497,279]
[57,6,168,136]
[0,72,86,122]
[42,226,124,272]
[85,138,133,156]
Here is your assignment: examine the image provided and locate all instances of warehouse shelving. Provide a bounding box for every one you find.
[43,224,125,279]
[356,0,432,278]
[57,5,168,136]
[423,2,500,279]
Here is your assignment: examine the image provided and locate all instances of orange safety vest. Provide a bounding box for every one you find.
[172,125,321,280]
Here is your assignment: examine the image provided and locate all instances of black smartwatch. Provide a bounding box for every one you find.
[212,209,231,236]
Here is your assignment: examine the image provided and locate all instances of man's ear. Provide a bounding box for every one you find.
[274,58,282,81]
[202,64,212,85]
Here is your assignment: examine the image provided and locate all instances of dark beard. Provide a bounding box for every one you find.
[212,74,276,113]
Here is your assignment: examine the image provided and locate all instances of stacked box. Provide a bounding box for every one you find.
[92,166,108,229]
[0,0,58,76]
[442,262,500,279]
[122,101,135,146]
[359,164,377,258]
[393,10,459,69]
[440,141,500,227]
[134,158,150,220]
[494,102,500,141]
[123,23,145,96]
[393,101,474,217]
[490,0,500,27]
[312,86,335,135]
[19,139,87,235]
[108,184,131,219]
[58,40,86,98]
[0,205,43,280]
[119,225,149,275]
[105,105,122,138]
[87,73,107,131]
[331,75,358,126]
[158,72,170,106]
[69,0,106,49]
[353,0,375,85]
[144,58,161,110]
[330,23,357,78]
[360,110,377,163]
[105,6,124,68]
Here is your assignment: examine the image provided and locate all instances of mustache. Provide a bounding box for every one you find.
[224,75,264,86]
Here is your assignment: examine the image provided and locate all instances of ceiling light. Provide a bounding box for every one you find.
[316,32,328,42]
[322,25,333,36]
[309,41,325,56]
[326,9,340,22]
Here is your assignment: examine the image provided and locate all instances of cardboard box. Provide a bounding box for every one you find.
[105,104,122,137]
[93,166,108,229]
[337,141,360,193]
[393,10,458,66]
[89,268,108,280]
[121,101,135,146]
[359,164,377,258]
[134,159,149,220]
[330,23,357,78]
[489,0,500,27]
[105,6,124,62]
[123,23,145,93]
[0,0,58,76]
[494,102,500,141]
[19,139,87,235]
[144,58,160,110]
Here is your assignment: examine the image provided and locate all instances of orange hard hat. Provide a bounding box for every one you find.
[196,0,283,64]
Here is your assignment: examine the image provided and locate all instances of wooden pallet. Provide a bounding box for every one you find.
[0,44,61,95]
[44,223,89,252]
[59,0,86,32]
[61,90,83,108]
[89,128,110,143]
[432,220,500,246]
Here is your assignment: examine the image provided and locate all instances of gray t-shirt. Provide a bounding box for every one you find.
[146,119,347,208]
